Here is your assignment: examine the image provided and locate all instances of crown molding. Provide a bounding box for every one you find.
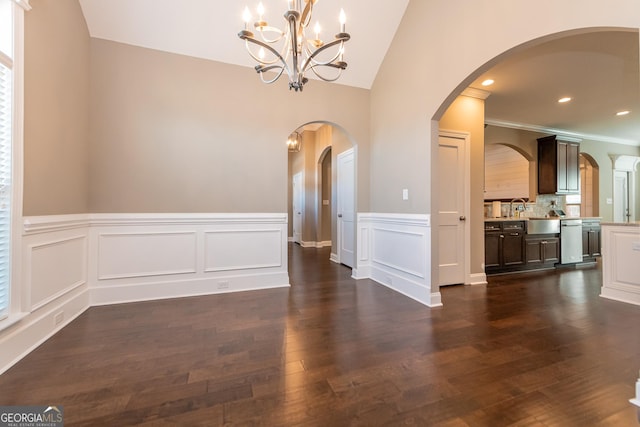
[14,0,31,11]
[462,87,491,100]
[485,118,640,146]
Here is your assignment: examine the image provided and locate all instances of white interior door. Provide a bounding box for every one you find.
[438,134,467,286]
[613,170,630,223]
[292,172,303,244]
[337,148,355,268]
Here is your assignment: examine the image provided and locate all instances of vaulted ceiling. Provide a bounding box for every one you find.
[78,1,640,146]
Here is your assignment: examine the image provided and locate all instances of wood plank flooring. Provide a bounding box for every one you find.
[1,245,639,426]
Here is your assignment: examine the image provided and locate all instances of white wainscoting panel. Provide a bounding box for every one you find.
[356,213,440,307]
[29,235,87,311]
[205,229,282,272]
[98,232,197,279]
[89,213,290,305]
[600,224,640,306]
[0,215,93,375]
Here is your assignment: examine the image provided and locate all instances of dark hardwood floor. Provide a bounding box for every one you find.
[1,244,639,426]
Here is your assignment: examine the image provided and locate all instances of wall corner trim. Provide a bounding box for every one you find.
[356,212,438,307]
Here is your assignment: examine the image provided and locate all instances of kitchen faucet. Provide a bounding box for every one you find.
[510,198,527,217]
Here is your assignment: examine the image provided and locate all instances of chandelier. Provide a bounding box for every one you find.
[287,131,302,152]
[238,0,350,92]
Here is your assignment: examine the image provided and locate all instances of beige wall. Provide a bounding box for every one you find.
[23,0,90,215]
[88,39,370,214]
[439,95,485,277]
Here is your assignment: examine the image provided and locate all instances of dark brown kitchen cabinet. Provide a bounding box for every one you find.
[537,135,580,194]
[525,236,560,266]
[485,221,525,274]
[582,219,601,261]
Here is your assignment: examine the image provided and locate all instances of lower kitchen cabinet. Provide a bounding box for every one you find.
[582,219,601,261]
[525,236,560,266]
[485,221,525,274]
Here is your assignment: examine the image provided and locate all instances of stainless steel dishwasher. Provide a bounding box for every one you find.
[560,219,583,264]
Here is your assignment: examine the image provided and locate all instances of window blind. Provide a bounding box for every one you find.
[0,61,11,318]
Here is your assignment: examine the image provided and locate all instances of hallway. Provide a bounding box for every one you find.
[0,245,638,425]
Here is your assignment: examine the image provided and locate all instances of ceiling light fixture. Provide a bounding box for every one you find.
[616,110,630,116]
[287,131,302,152]
[481,79,494,87]
[558,97,572,103]
[238,0,350,92]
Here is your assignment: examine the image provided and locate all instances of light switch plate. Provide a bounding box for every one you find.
[606,198,613,205]
[402,189,409,200]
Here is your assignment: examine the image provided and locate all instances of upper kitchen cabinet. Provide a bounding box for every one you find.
[537,135,580,194]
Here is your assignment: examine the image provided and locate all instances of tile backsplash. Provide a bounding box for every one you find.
[485,195,580,218]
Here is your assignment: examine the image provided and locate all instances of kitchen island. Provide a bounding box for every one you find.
[600,222,640,306]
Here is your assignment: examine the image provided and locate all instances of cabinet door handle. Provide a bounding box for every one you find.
[509,233,519,236]
[541,241,547,244]
[500,235,504,239]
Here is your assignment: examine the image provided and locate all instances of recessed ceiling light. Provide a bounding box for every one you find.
[558,97,572,103]
[616,110,630,116]
[481,79,494,87]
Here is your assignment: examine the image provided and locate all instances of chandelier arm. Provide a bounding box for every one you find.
[308,64,343,82]
[240,32,292,75]
[255,26,285,44]
[257,65,286,84]
[243,40,281,65]
[303,42,342,67]
[302,36,349,70]
[299,0,313,29]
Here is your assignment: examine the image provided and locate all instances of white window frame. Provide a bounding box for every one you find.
[0,0,29,330]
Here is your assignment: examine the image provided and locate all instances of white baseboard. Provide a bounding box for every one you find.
[0,287,89,375]
[330,252,339,263]
[600,286,640,306]
[371,267,442,307]
[91,273,289,306]
[468,273,488,286]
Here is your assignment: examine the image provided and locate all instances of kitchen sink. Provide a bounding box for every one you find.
[526,218,560,234]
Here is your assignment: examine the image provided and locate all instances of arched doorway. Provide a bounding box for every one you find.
[433,28,637,289]
[580,153,600,217]
[286,122,356,271]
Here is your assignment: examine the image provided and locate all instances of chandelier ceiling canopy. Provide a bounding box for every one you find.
[238,0,350,91]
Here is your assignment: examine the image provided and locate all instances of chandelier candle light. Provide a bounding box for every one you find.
[238,0,350,91]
